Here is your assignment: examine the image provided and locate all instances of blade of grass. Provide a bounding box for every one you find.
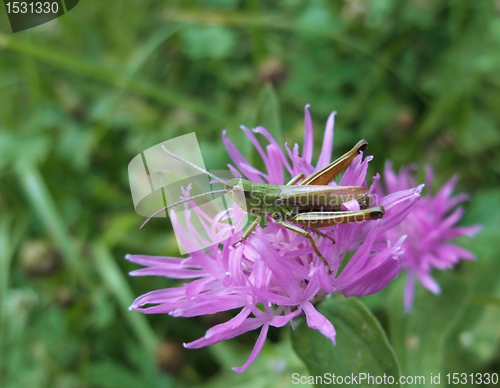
[0,216,27,354]
[0,33,225,122]
[14,160,91,287]
[14,161,158,354]
[92,242,158,354]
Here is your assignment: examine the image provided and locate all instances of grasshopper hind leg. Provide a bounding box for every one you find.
[286,173,305,186]
[276,221,333,275]
[310,228,336,244]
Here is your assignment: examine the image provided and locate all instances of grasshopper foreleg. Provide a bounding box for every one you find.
[232,216,262,247]
[276,220,333,275]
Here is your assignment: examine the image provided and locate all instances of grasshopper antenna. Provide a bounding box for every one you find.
[140,189,229,229]
[140,146,231,229]
[161,145,227,185]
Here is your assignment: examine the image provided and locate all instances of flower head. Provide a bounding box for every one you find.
[127,105,422,372]
[376,162,481,311]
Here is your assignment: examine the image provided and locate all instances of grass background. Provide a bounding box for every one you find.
[1,0,499,387]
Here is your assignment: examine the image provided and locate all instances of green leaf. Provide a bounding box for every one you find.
[387,272,468,380]
[201,338,310,388]
[443,293,500,375]
[440,189,500,373]
[291,296,400,387]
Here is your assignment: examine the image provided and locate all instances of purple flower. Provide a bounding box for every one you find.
[127,105,422,372]
[376,163,481,311]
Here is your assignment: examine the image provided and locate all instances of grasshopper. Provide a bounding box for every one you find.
[141,139,384,274]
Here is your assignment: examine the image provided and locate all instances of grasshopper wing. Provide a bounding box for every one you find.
[300,139,368,186]
[276,185,369,210]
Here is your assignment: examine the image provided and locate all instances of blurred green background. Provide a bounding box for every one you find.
[1,1,499,387]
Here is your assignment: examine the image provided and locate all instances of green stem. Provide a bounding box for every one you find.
[0,220,14,353]
[92,243,158,354]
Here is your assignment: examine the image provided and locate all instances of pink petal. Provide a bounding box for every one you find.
[232,324,270,373]
[443,224,482,239]
[341,198,361,211]
[249,235,303,301]
[241,125,268,166]
[404,271,416,313]
[129,268,206,278]
[416,272,441,295]
[265,144,285,184]
[170,295,247,317]
[184,311,267,349]
[222,130,264,183]
[316,111,335,169]
[302,104,313,164]
[301,301,336,344]
[253,126,292,173]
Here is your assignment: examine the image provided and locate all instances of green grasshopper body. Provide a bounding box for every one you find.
[141,139,385,274]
